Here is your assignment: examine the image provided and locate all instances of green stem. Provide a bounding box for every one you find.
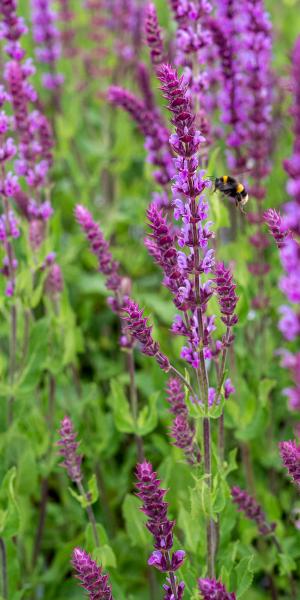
[77,481,99,547]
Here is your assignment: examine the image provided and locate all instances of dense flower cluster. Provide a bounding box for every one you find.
[169,0,213,143]
[75,205,121,293]
[31,0,64,90]
[72,547,114,600]
[279,440,300,489]
[0,0,55,275]
[145,3,164,66]
[264,209,291,249]
[198,578,236,600]
[135,461,185,599]
[166,377,201,464]
[231,486,275,535]
[57,416,83,484]
[122,299,170,371]
[283,36,300,236]
[214,263,238,329]
[210,1,248,171]
[264,209,300,408]
[58,0,75,57]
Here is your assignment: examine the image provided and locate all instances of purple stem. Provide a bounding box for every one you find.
[0,538,8,599]
[127,348,144,462]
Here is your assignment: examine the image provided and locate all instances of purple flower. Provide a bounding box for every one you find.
[72,547,113,600]
[145,3,164,66]
[283,37,300,237]
[122,298,170,371]
[135,460,186,591]
[214,263,238,328]
[163,578,185,600]
[29,219,45,250]
[264,209,290,248]
[166,377,187,416]
[45,263,64,297]
[57,416,82,484]
[31,0,64,90]
[231,486,275,535]
[278,306,300,341]
[224,378,235,399]
[146,203,188,308]
[166,378,201,464]
[136,461,174,552]
[0,0,27,60]
[75,205,121,293]
[279,440,300,488]
[198,578,236,600]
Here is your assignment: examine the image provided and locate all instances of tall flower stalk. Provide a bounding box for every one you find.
[58,416,100,547]
[136,461,185,599]
[75,205,144,462]
[72,547,114,599]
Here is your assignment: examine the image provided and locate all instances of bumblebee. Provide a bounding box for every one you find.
[211,175,249,213]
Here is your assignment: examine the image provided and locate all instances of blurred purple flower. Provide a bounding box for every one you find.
[198,577,236,600]
[279,440,300,489]
[231,486,275,535]
[58,416,82,484]
[72,547,113,600]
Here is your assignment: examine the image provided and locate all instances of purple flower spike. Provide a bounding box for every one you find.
[264,209,290,248]
[214,263,238,328]
[57,416,82,484]
[145,3,164,66]
[164,578,185,600]
[231,486,275,535]
[75,205,121,292]
[122,299,170,371]
[45,263,64,297]
[72,547,113,600]
[198,578,236,600]
[146,203,187,306]
[166,377,201,464]
[135,462,177,553]
[31,0,64,90]
[135,460,186,599]
[279,440,300,489]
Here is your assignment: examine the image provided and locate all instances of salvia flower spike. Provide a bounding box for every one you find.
[72,547,114,600]
[231,486,276,535]
[166,377,201,464]
[198,577,236,600]
[57,416,82,484]
[122,299,170,372]
[136,461,185,597]
[279,440,300,489]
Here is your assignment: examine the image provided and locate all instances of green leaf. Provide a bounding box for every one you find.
[110,380,134,433]
[278,553,296,576]
[85,522,108,550]
[68,486,85,506]
[178,503,202,553]
[0,467,20,537]
[235,556,254,598]
[258,378,276,407]
[136,392,158,436]
[122,494,149,548]
[87,474,99,505]
[92,545,117,569]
